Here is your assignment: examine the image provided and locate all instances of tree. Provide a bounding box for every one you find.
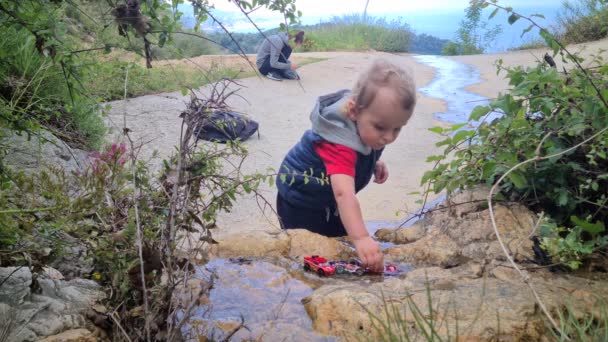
[443,0,502,55]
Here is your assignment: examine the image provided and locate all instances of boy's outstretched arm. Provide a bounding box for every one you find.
[330,174,384,272]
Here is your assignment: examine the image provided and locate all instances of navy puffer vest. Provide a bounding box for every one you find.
[276,130,382,209]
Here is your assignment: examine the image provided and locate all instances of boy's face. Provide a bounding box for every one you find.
[347,87,412,150]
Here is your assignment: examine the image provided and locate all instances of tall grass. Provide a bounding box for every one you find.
[553,298,608,341]
[0,27,105,149]
[82,57,241,101]
[299,15,413,53]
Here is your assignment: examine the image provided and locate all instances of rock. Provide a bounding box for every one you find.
[0,267,32,305]
[1,129,89,175]
[43,267,64,280]
[384,193,536,267]
[210,229,354,261]
[48,232,94,280]
[0,267,104,341]
[303,266,608,341]
[233,321,333,341]
[209,230,290,258]
[490,265,521,282]
[376,223,426,244]
[384,233,463,267]
[38,328,97,342]
[303,284,385,338]
[286,229,353,260]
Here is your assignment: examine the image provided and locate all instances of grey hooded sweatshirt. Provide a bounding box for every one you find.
[255,32,291,70]
[310,89,372,155]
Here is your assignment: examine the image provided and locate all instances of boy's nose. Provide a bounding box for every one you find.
[383,131,397,144]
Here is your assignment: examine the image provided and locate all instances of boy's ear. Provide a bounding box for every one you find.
[345,99,358,121]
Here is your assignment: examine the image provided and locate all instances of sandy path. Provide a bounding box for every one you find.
[106,51,447,236]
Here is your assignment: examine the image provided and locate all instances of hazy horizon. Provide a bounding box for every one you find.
[179,3,563,53]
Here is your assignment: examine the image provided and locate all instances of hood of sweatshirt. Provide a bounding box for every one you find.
[309,89,371,155]
[278,32,289,45]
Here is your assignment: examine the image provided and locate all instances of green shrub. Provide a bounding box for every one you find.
[556,0,608,44]
[422,28,608,268]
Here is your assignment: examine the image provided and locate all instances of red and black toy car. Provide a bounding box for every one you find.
[303,255,336,276]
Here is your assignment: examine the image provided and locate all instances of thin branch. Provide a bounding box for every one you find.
[201,9,259,73]
[488,3,608,108]
[110,312,133,342]
[0,206,60,215]
[122,67,151,342]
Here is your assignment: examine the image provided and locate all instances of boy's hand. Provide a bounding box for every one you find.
[352,236,384,272]
[373,160,388,184]
[291,62,299,69]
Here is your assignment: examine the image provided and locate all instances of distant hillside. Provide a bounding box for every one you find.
[409,34,449,55]
[205,27,448,55]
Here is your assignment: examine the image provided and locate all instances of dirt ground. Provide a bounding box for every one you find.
[105,39,608,236]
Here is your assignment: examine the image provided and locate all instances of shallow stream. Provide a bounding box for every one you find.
[414,55,495,124]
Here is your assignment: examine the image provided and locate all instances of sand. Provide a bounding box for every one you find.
[106,38,607,236]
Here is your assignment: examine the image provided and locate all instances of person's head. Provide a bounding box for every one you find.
[290,30,305,47]
[345,59,416,150]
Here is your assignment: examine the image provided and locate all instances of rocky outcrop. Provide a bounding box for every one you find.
[379,188,536,268]
[1,129,89,175]
[302,264,607,341]
[0,267,104,341]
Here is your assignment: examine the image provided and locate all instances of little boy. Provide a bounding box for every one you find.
[276,59,416,272]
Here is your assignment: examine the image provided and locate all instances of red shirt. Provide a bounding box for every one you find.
[314,141,357,177]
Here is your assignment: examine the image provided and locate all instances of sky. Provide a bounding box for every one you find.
[182,0,563,51]
[208,0,559,17]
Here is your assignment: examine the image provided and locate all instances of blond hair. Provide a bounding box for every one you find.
[352,59,416,114]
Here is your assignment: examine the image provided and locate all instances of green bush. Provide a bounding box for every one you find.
[423,34,608,268]
[556,0,608,44]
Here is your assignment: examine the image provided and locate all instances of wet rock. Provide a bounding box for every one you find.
[210,229,354,261]
[303,284,385,339]
[210,230,290,258]
[286,229,353,260]
[0,267,104,341]
[235,321,336,341]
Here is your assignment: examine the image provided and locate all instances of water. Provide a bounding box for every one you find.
[184,256,411,340]
[414,55,493,124]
